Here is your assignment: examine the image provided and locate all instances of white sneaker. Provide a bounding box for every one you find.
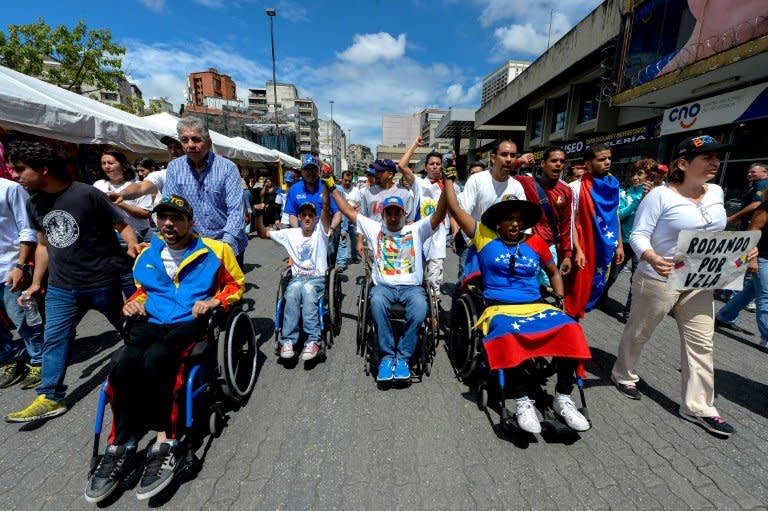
[515,398,541,434]
[279,343,295,359]
[554,393,590,431]
[745,302,757,313]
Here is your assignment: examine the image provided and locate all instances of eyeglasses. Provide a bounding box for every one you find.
[508,243,521,275]
[698,204,713,225]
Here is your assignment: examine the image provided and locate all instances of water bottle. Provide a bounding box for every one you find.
[21,291,43,326]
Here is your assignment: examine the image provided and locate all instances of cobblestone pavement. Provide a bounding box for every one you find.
[1,238,766,510]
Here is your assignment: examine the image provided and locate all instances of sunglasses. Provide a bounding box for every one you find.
[508,243,521,275]
[698,204,713,225]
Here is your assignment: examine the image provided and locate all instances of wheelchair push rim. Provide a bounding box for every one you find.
[218,309,258,403]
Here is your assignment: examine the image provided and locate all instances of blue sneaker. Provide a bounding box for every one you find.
[376,358,394,381]
[393,359,411,381]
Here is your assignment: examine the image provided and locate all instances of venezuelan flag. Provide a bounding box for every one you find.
[474,303,591,374]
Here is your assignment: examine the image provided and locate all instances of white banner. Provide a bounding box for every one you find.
[660,82,768,135]
[666,230,761,292]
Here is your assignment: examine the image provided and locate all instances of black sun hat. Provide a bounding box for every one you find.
[480,195,542,230]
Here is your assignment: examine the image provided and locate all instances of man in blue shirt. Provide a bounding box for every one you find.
[285,155,341,228]
[164,117,247,270]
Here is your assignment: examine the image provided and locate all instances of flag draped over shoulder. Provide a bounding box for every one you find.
[564,173,620,319]
[474,303,591,375]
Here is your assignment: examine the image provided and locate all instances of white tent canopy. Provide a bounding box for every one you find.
[0,64,166,153]
[141,113,277,164]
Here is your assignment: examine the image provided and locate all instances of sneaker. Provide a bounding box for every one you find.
[301,342,320,361]
[745,302,757,313]
[85,444,136,503]
[136,442,178,500]
[376,358,395,382]
[5,395,67,422]
[0,360,26,388]
[554,393,590,431]
[515,398,542,434]
[611,375,641,400]
[279,343,295,359]
[19,364,42,390]
[715,319,750,334]
[679,410,735,436]
[393,358,411,380]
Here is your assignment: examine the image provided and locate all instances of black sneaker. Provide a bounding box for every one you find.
[611,375,641,400]
[136,442,178,500]
[0,360,26,388]
[715,319,749,334]
[679,410,735,437]
[85,444,136,503]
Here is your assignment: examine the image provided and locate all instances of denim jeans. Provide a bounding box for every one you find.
[0,283,44,364]
[716,272,756,324]
[38,283,123,401]
[281,276,325,346]
[336,221,357,268]
[369,284,427,362]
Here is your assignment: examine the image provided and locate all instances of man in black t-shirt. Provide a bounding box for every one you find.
[4,141,138,423]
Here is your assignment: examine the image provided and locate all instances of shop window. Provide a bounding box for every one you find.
[531,108,543,139]
[551,96,567,133]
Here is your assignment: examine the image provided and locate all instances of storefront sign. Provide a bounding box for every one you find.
[661,83,768,135]
[667,230,760,291]
[531,121,660,159]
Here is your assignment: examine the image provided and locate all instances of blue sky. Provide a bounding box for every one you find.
[3,0,601,150]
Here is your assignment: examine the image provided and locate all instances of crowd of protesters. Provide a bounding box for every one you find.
[0,124,762,501]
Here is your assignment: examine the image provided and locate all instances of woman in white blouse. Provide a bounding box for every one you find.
[611,135,735,437]
[94,151,154,240]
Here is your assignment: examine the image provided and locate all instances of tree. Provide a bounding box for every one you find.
[145,98,170,116]
[0,18,126,93]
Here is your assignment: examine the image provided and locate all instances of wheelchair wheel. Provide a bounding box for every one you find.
[356,279,369,357]
[274,267,290,356]
[328,268,343,337]
[450,294,481,381]
[477,383,488,412]
[426,285,440,354]
[218,308,258,404]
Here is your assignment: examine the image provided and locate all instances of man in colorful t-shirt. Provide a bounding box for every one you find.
[327,174,447,383]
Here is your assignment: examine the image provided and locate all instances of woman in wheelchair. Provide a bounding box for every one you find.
[442,171,592,434]
[253,186,331,361]
[85,195,245,503]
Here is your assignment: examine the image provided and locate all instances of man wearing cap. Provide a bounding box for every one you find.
[253,185,331,361]
[323,171,448,382]
[359,159,414,221]
[278,170,299,229]
[85,194,244,502]
[284,155,341,230]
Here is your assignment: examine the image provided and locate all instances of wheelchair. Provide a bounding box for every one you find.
[355,275,439,382]
[449,280,590,436]
[89,304,258,484]
[273,264,342,359]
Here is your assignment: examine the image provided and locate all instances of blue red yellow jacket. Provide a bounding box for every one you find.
[127,234,245,324]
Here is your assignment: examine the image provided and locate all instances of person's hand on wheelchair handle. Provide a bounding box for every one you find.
[122,300,146,317]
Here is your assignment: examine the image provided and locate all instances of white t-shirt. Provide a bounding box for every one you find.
[347,185,362,206]
[630,184,727,282]
[411,176,455,260]
[359,183,415,221]
[93,179,153,233]
[146,168,167,194]
[269,223,330,277]
[357,215,435,287]
[160,245,187,279]
[458,171,527,223]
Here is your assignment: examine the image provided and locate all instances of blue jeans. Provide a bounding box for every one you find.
[716,272,756,324]
[336,221,357,268]
[281,276,325,346]
[0,283,44,364]
[38,284,124,401]
[369,284,427,362]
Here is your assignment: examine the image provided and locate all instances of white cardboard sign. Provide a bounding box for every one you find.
[666,230,761,291]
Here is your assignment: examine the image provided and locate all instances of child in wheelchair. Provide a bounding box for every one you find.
[323,168,447,382]
[85,195,245,503]
[253,186,331,361]
[442,170,592,434]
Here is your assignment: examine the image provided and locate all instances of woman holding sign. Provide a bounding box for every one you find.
[610,135,735,437]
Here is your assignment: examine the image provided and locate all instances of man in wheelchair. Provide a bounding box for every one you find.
[324,171,447,382]
[442,170,592,434]
[85,195,244,503]
[253,186,331,361]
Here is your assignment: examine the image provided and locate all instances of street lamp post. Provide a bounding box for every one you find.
[266,7,280,152]
[329,100,335,172]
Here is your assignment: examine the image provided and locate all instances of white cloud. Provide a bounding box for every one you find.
[336,33,407,65]
[138,0,166,12]
[476,0,601,56]
[445,80,483,105]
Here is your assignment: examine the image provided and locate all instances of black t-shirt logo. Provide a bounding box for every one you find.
[43,210,80,248]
